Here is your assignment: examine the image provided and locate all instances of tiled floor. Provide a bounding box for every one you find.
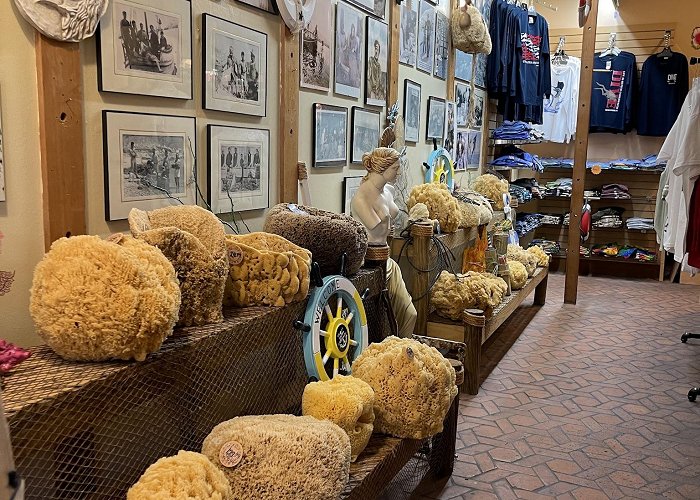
[418,273,700,499]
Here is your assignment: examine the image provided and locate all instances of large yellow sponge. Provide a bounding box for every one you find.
[407,183,461,233]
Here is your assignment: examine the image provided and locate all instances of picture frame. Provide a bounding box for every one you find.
[346,0,386,19]
[313,104,348,167]
[202,13,267,117]
[455,50,487,88]
[433,10,449,80]
[403,79,421,143]
[207,125,270,214]
[102,110,196,221]
[426,96,445,141]
[444,100,456,159]
[343,176,364,215]
[416,0,435,74]
[454,130,468,171]
[235,0,279,14]
[300,0,334,92]
[455,82,469,127]
[351,107,380,164]
[334,1,365,99]
[472,88,486,129]
[398,1,418,67]
[365,17,388,108]
[467,129,483,170]
[97,0,193,100]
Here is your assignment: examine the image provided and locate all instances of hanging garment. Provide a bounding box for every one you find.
[637,52,689,136]
[535,56,581,143]
[590,51,638,133]
[687,179,700,268]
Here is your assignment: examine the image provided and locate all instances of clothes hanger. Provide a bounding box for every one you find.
[553,36,569,66]
[599,32,621,58]
[657,30,673,59]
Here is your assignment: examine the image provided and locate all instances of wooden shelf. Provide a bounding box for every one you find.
[542,166,663,174]
[390,226,479,259]
[537,225,655,234]
[490,138,543,146]
[540,196,657,203]
[551,253,659,266]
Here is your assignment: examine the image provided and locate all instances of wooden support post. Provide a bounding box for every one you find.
[534,272,549,306]
[278,25,300,204]
[446,0,457,101]
[565,0,599,304]
[411,222,433,335]
[36,34,86,251]
[387,1,401,106]
[462,309,485,395]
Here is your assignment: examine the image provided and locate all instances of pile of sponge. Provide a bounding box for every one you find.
[431,270,509,320]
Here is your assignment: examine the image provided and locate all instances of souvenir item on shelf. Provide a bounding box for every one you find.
[0,340,31,375]
[313,104,348,167]
[97,0,192,99]
[201,415,351,500]
[279,0,316,34]
[426,96,445,140]
[302,375,375,462]
[351,108,381,164]
[398,1,418,66]
[334,2,365,98]
[30,235,180,362]
[127,450,232,500]
[207,125,270,213]
[202,14,267,116]
[527,245,550,267]
[416,0,436,74]
[471,174,509,210]
[103,111,196,220]
[224,232,311,307]
[129,205,228,327]
[431,270,508,320]
[264,204,368,277]
[509,260,528,290]
[300,1,332,92]
[236,0,279,14]
[15,0,108,42]
[365,17,388,107]
[403,79,422,143]
[434,10,449,80]
[507,244,537,277]
[462,225,489,273]
[352,336,457,439]
[424,148,455,191]
[407,183,461,233]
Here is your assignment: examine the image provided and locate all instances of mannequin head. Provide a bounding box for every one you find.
[361,147,401,185]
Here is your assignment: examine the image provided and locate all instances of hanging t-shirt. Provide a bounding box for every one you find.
[514,10,551,106]
[637,52,689,136]
[590,51,637,133]
[535,57,581,143]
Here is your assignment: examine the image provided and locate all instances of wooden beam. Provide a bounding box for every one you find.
[36,34,86,250]
[446,0,457,101]
[278,24,300,204]
[564,0,599,304]
[387,1,401,106]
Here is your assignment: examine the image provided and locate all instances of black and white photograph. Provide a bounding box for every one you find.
[444,100,456,159]
[351,107,380,164]
[472,89,485,128]
[313,104,348,167]
[426,96,445,141]
[203,14,267,116]
[343,176,364,215]
[467,129,482,169]
[403,79,421,143]
[417,0,435,74]
[97,0,192,99]
[398,1,418,66]
[365,17,388,108]
[236,0,278,14]
[433,11,449,80]
[207,125,270,213]
[347,0,387,18]
[455,82,469,127]
[455,131,468,171]
[334,2,365,99]
[455,50,488,88]
[103,111,196,221]
[300,1,333,92]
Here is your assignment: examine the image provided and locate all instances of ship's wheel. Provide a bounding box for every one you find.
[425,148,455,191]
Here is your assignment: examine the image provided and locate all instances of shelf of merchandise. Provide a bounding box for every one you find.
[536,225,656,234]
[550,252,660,266]
[489,138,543,146]
[541,166,664,175]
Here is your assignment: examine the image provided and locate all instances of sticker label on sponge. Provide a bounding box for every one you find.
[228,245,244,266]
[219,441,243,467]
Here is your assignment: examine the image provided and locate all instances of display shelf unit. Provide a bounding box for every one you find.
[489,138,543,146]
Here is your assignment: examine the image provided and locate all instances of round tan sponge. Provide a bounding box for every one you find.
[127,450,232,500]
[30,234,180,361]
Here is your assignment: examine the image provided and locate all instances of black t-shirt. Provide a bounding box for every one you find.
[637,52,689,136]
[590,51,638,133]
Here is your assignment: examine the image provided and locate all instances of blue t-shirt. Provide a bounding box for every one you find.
[590,51,637,133]
[515,11,550,106]
[637,52,689,136]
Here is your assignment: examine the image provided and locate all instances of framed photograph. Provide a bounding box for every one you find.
[202,14,267,116]
[97,0,192,99]
[102,111,196,221]
[300,1,333,92]
[365,17,388,107]
[313,104,348,167]
[207,125,270,214]
[433,11,449,80]
[398,1,418,66]
[455,130,468,171]
[417,0,435,74]
[351,107,380,164]
[403,79,421,143]
[426,96,445,141]
[467,129,483,170]
[455,50,487,88]
[472,88,486,129]
[455,82,469,127]
[444,100,456,159]
[335,2,365,99]
[343,176,364,215]
[235,0,278,14]
[346,0,386,19]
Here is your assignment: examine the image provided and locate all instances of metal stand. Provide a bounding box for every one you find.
[680,332,700,402]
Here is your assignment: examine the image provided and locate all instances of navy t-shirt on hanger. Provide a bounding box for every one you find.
[637,52,689,136]
[590,51,638,133]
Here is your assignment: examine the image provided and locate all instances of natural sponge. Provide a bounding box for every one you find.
[352,337,457,439]
[407,183,461,233]
[508,261,528,290]
[431,270,508,320]
[454,189,494,226]
[127,450,232,500]
[30,234,180,361]
[129,205,228,326]
[264,204,368,277]
[302,375,375,461]
[507,244,538,277]
[202,415,350,500]
[224,232,311,307]
[527,245,550,267]
[471,174,509,210]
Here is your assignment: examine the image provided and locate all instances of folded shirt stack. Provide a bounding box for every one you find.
[512,178,544,199]
[584,189,601,199]
[563,212,570,226]
[515,213,544,237]
[490,146,544,172]
[601,183,631,199]
[544,178,573,197]
[592,207,625,229]
[626,218,654,230]
[609,159,640,170]
[493,121,535,141]
[509,184,532,204]
[587,161,612,170]
[540,213,563,225]
[530,239,561,255]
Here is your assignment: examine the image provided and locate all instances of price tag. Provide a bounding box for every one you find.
[606,61,612,70]
[228,244,244,265]
[219,441,244,468]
